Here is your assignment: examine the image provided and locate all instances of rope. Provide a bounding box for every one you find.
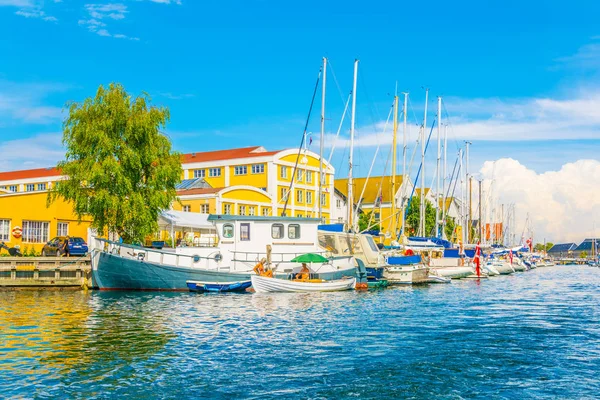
[282,67,322,216]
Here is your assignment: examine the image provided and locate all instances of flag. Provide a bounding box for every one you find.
[474,242,481,277]
[309,135,313,145]
[509,249,513,264]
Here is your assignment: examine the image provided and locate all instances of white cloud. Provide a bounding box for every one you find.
[555,38,600,70]
[0,81,65,124]
[0,0,33,6]
[79,3,141,39]
[479,158,600,243]
[15,8,57,21]
[0,133,64,172]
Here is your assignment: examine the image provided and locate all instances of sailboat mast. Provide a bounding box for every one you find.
[401,92,408,237]
[391,95,399,240]
[465,141,471,243]
[459,148,466,246]
[319,57,327,221]
[420,89,429,237]
[442,123,448,236]
[435,96,442,238]
[348,59,359,231]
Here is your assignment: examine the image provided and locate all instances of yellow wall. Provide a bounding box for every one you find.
[222,188,271,203]
[172,198,217,214]
[228,164,268,188]
[0,192,91,254]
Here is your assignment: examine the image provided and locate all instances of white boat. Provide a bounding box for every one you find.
[483,264,500,276]
[251,275,356,293]
[383,264,430,284]
[511,262,526,272]
[487,261,515,275]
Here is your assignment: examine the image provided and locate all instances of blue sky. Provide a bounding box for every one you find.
[0,0,598,175]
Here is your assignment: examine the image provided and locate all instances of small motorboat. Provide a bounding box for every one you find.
[251,275,356,293]
[186,280,252,293]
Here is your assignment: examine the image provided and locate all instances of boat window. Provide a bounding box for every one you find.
[288,224,300,239]
[365,235,379,252]
[222,224,234,239]
[271,224,284,239]
[240,223,250,241]
[318,233,338,254]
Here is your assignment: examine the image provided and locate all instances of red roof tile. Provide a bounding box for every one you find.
[181,146,279,163]
[0,167,62,182]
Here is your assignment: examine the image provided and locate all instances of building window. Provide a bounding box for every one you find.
[296,190,303,203]
[280,166,288,179]
[249,206,256,216]
[306,171,313,184]
[297,214,303,218]
[0,219,10,241]
[280,188,288,201]
[201,204,209,213]
[22,220,49,243]
[288,224,300,239]
[239,205,246,216]
[224,204,232,215]
[271,223,284,239]
[57,222,69,237]
[37,183,46,191]
[234,166,247,175]
[194,169,205,178]
[306,191,313,204]
[321,193,326,206]
[8,185,17,192]
[338,217,344,223]
[252,164,265,174]
[296,169,304,182]
[240,223,250,241]
[182,205,191,212]
[223,224,234,239]
[209,168,221,177]
[262,208,270,216]
[26,184,35,192]
[336,199,342,208]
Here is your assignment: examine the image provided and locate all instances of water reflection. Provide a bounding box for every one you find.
[1,266,599,399]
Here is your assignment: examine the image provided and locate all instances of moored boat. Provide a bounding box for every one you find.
[251,275,356,293]
[187,280,252,293]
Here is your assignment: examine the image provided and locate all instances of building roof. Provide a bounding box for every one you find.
[176,187,222,196]
[181,146,279,164]
[0,167,61,182]
[334,176,404,205]
[548,243,577,253]
[176,178,211,190]
[574,239,600,252]
[414,188,431,197]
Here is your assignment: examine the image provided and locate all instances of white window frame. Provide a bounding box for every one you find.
[22,220,49,243]
[262,208,270,216]
[234,166,247,175]
[209,168,221,177]
[37,183,47,191]
[280,166,288,179]
[239,205,246,216]
[306,171,313,184]
[57,222,69,237]
[321,193,326,206]
[248,206,256,216]
[296,169,304,182]
[336,199,342,208]
[252,164,265,174]
[194,169,205,178]
[183,205,191,212]
[296,190,303,203]
[200,204,209,213]
[8,185,17,192]
[0,219,10,241]
[306,191,313,204]
[26,184,35,192]
[224,204,232,215]
[280,188,288,201]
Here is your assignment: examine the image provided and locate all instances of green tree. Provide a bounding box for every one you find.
[48,83,182,243]
[444,216,456,241]
[581,251,588,258]
[358,211,382,232]
[405,197,436,236]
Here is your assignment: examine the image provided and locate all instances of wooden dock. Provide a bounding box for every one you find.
[0,256,91,289]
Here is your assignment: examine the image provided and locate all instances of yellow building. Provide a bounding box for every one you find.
[0,146,336,253]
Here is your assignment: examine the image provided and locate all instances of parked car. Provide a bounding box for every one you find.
[41,236,89,257]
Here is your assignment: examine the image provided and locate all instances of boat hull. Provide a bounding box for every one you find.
[186,280,252,293]
[430,266,474,279]
[251,275,356,293]
[383,265,429,284]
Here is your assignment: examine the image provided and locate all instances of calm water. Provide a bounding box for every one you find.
[1,266,599,399]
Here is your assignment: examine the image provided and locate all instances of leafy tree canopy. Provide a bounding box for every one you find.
[358,211,382,232]
[48,83,182,243]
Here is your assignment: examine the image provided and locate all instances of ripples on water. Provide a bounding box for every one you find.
[1,266,599,399]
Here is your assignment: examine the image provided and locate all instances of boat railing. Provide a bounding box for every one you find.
[91,237,224,270]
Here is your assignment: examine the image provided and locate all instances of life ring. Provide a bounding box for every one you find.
[12,226,22,239]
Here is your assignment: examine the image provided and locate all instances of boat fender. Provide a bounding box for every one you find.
[192,255,201,263]
[214,253,223,262]
[137,252,145,261]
